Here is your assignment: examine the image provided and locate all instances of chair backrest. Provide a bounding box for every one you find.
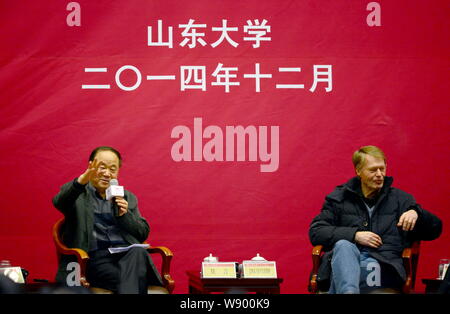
[52,218,65,262]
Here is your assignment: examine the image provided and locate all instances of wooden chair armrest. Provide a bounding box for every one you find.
[53,224,89,261]
[312,245,324,272]
[148,246,173,258]
[147,246,175,294]
[402,241,420,259]
[55,244,90,287]
[402,241,420,294]
[52,218,90,287]
[312,245,324,256]
[55,243,90,261]
[309,245,324,293]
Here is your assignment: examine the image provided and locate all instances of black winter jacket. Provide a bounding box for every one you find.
[309,176,442,287]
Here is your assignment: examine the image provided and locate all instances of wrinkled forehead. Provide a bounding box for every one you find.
[94,150,120,167]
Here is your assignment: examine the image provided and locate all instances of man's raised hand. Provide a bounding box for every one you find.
[77,159,99,185]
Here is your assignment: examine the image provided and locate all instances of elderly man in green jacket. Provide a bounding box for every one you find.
[53,146,162,293]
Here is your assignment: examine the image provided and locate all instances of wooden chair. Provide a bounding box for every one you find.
[308,241,420,294]
[52,218,175,294]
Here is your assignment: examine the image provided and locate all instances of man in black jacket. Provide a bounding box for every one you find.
[309,145,442,293]
[53,146,162,293]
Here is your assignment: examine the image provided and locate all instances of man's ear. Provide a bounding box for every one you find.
[355,167,361,177]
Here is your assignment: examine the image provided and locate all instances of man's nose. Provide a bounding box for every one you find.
[376,169,382,176]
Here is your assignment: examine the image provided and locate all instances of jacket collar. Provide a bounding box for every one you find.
[344,176,394,198]
[87,182,106,200]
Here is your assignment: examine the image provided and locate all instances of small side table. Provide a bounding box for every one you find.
[186,270,283,294]
[422,278,443,294]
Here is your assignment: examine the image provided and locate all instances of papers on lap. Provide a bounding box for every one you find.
[108,243,150,254]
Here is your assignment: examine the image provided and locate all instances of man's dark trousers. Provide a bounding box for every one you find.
[86,247,151,294]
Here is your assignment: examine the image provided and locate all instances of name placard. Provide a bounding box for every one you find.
[242,261,277,278]
[0,267,25,283]
[201,262,237,278]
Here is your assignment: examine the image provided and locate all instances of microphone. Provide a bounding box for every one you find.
[106,179,125,216]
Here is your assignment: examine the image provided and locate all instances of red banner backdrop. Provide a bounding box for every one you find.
[0,1,448,293]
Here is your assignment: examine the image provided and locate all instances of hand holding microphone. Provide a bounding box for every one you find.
[115,197,128,216]
[106,179,128,216]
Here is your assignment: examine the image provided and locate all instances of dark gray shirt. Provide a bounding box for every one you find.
[78,181,128,252]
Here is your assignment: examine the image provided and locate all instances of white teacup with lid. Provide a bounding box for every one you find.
[251,253,267,261]
[203,253,219,263]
